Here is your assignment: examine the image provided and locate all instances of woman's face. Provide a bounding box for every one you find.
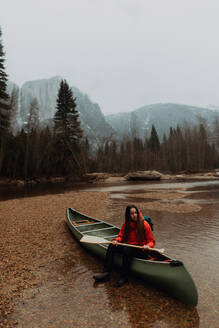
[130,207,138,221]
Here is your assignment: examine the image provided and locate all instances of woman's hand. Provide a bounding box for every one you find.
[142,245,149,251]
[111,240,118,246]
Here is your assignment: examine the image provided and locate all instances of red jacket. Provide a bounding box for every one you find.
[115,220,155,248]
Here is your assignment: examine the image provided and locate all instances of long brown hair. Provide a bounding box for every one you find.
[123,205,145,243]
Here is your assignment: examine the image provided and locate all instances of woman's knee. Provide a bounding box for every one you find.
[122,246,134,258]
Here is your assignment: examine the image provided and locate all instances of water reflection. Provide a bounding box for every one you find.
[0,181,86,201]
[72,245,200,328]
[103,281,200,328]
[83,180,219,193]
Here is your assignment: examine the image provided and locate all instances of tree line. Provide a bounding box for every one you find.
[0,27,219,181]
[94,122,219,174]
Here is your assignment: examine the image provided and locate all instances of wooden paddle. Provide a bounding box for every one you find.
[80,235,165,254]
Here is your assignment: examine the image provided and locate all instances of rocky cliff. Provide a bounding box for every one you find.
[8,76,115,146]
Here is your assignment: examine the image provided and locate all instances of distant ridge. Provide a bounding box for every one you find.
[105,102,219,139]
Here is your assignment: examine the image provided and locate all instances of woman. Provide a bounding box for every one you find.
[93,205,155,288]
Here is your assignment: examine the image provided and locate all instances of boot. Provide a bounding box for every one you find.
[93,272,110,282]
[114,276,128,288]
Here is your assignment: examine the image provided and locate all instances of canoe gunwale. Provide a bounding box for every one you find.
[101,235,119,240]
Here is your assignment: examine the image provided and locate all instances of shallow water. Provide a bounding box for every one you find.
[82,180,219,327]
[6,180,219,327]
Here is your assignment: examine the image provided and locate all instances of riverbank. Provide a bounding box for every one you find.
[0,170,219,187]
[104,171,219,183]
[0,191,112,327]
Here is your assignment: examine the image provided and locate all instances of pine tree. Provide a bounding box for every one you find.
[26,97,40,133]
[80,137,90,173]
[198,123,208,170]
[9,86,19,135]
[0,27,10,172]
[148,125,160,152]
[54,79,83,175]
[23,98,40,180]
[0,28,10,136]
[54,80,82,145]
[147,125,160,169]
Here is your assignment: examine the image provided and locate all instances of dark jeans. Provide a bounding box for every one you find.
[103,244,148,277]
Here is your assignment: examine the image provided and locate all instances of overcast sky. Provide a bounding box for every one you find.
[1,0,219,114]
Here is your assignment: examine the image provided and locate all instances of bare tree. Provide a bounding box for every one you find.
[9,86,19,135]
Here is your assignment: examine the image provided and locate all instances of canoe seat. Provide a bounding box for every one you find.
[77,222,111,232]
[84,227,119,238]
[72,219,93,226]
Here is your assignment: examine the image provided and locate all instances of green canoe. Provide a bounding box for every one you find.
[66,207,198,307]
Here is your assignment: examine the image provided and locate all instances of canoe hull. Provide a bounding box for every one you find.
[66,207,198,306]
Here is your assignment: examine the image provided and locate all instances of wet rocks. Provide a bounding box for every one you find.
[125,170,162,181]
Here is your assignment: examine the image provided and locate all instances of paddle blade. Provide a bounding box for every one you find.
[155,248,165,254]
[80,235,111,244]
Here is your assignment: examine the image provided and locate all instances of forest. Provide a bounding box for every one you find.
[1,27,219,182]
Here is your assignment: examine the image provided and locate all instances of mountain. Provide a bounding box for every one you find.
[20,76,61,122]
[105,103,219,139]
[7,77,219,145]
[6,80,19,94]
[9,76,115,145]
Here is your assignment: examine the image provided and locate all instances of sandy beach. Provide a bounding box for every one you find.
[0,191,113,327]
